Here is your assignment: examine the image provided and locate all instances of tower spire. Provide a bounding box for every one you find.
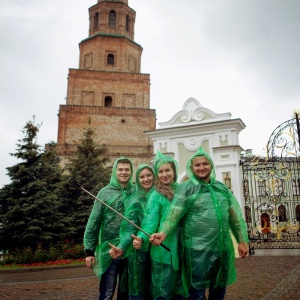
[89,0,134,39]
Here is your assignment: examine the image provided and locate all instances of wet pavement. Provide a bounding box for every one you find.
[1,250,300,300]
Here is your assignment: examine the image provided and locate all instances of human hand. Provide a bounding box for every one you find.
[131,234,142,249]
[149,232,167,246]
[108,243,124,259]
[85,256,95,269]
[238,242,248,258]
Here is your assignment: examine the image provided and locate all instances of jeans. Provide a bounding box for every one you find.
[188,287,226,300]
[98,258,127,300]
[154,296,185,300]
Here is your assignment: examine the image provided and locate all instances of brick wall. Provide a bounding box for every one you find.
[56,0,156,172]
[79,35,142,72]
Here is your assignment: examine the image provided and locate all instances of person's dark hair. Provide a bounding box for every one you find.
[117,158,132,169]
[155,161,177,201]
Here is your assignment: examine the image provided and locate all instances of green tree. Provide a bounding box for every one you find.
[0,118,69,252]
[62,127,111,243]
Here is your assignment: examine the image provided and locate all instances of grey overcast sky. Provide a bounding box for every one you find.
[1,0,300,187]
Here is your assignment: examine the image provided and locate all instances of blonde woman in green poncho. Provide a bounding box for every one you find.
[108,164,155,300]
[150,148,249,300]
[132,151,187,300]
[83,157,135,300]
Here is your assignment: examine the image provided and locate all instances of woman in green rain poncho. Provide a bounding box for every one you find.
[83,157,135,300]
[108,164,155,300]
[132,151,188,300]
[150,148,249,300]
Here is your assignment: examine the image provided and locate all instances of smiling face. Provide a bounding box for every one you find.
[138,168,154,192]
[116,162,132,188]
[191,156,212,183]
[157,162,175,186]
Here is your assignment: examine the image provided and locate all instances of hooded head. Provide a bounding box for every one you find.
[153,151,179,182]
[135,164,155,194]
[186,148,216,184]
[153,151,179,200]
[110,156,133,189]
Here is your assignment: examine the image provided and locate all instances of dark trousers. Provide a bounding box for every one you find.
[187,286,226,300]
[154,295,185,300]
[99,258,127,300]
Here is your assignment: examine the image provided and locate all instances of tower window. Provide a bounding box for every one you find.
[107,54,115,65]
[126,15,130,31]
[104,96,113,107]
[109,10,116,28]
[93,13,99,30]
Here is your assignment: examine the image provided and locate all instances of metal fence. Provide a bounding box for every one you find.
[241,113,300,254]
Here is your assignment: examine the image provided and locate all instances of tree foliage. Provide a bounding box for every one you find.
[61,127,111,243]
[0,118,70,252]
[0,121,112,252]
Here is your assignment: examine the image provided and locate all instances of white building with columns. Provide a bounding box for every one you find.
[146,97,246,209]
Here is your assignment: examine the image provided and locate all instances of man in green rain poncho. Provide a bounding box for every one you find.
[83,157,135,300]
[108,164,155,300]
[150,148,249,300]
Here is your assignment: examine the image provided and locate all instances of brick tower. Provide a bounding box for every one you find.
[56,0,156,170]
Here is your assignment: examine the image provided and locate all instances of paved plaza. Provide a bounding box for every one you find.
[1,250,300,300]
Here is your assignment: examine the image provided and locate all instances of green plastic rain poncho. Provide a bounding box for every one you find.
[117,164,154,298]
[138,151,187,298]
[161,148,249,291]
[83,157,135,280]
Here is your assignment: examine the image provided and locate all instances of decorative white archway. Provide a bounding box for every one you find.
[145,97,246,208]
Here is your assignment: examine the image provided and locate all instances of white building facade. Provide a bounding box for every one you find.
[146,97,246,209]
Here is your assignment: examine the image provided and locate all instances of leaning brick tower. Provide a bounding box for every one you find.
[56,0,156,169]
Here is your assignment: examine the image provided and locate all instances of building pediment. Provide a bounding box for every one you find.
[158,97,231,128]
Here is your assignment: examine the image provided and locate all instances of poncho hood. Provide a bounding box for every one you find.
[186,148,216,184]
[135,164,155,195]
[153,151,179,182]
[109,156,134,189]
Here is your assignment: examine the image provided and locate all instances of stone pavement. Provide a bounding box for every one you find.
[1,252,300,300]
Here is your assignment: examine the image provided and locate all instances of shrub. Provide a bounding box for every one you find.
[61,240,84,259]
[1,240,84,265]
[33,244,49,263]
[48,244,61,261]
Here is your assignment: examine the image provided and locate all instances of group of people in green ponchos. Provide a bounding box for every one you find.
[83,148,249,300]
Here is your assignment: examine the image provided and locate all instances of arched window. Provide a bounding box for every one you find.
[109,10,116,28]
[93,13,99,30]
[104,96,112,107]
[261,213,270,234]
[295,205,300,222]
[126,15,130,31]
[278,205,287,222]
[107,54,114,65]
